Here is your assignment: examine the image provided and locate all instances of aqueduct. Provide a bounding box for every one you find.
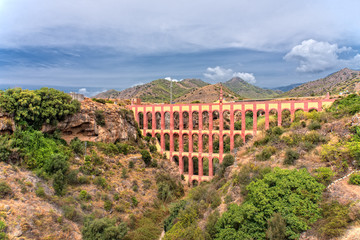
[129,90,335,183]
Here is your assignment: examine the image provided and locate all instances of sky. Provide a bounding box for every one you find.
[1,0,360,96]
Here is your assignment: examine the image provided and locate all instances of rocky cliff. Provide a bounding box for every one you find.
[0,98,139,143]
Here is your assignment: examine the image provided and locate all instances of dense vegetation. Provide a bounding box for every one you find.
[0,87,80,129]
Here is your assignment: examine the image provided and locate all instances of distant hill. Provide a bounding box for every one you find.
[94,78,209,102]
[223,77,281,99]
[282,68,360,97]
[272,83,304,92]
[174,83,242,103]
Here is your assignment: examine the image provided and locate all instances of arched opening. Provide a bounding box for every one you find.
[183,111,189,130]
[182,134,189,152]
[202,111,209,130]
[192,133,199,152]
[223,134,231,153]
[164,133,170,151]
[281,109,291,128]
[146,112,152,129]
[309,108,318,112]
[212,111,220,130]
[234,134,243,148]
[213,157,219,175]
[155,133,161,143]
[192,180,199,187]
[155,112,161,129]
[164,112,170,129]
[192,157,199,175]
[212,134,220,153]
[202,134,209,153]
[245,134,253,143]
[256,110,266,131]
[294,109,305,122]
[173,112,180,130]
[202,157,209,176]
[269,109,278,128]
[245,110,253,130]
[183,156,189,173]
[173,156,179,166]
[192,111,199,130]
[223,110,231,130]
[173,133,179,152]
[138,112,144,129]
[234,110,242,130]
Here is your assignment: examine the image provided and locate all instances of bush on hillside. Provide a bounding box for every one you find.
[349,173,360,185]
[0,87,80,129]
[329,94,360,117]
[95,110,106,126]
[313,167,335,185]
[0,181,13,199]
[141,150,152,167]
[82,217,127,240]
[283,149,299,165]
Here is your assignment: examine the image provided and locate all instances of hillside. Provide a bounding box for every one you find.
[223,77,281,99]
[283,68,360,97]
[272,82,304,92]
[173,83,242,103]
[94,78,209,103]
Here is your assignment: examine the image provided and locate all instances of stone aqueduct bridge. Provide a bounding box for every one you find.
[129,94,335,183]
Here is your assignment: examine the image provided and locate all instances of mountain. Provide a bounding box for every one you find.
[223,77,281,99]
[174,83,242,103]
[283,68,360,97]
[272,83,304,92]
[94,78,209,102]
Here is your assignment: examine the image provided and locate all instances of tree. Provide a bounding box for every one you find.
[141,150,152,167]
[215,168,325,240]
[82,217,127,240]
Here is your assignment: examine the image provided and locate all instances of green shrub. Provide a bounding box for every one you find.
[79,190,92,201]
[307,120,321,130]
[63,205,83,223]
[128,161,134,168]
[104,199,113,211]
[0,220,7,240]
[205,210,220,239]
[210,193,221,209]
[91,98,106,104]
[117,143,129,155]
[131,196,139,207]
[82,217,127,240]
[313,167,335,185]
[0,87,80,129]
[149,145,157,153]
[272,126,284,135]
[35,186,46,198]
[329,94,360,117]
[222,154,235,167]
[151,159,158,168]
[0,181,13,199]
[94,177,108,189]
[121,168,128,179]
[44,153,69,175]
[283,149,299,165]
[164,200,187,232]
[349,173,360,185]
[53,170,66,196]
[70,137,84,155]
[266,212,287,240]
[95,110,106,126]
[141,150,152,167]
[318,201,350,238]
[256,146,276,161]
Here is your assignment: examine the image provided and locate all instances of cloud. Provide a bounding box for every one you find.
[77,88,107,97]
[204,66,256,83]
[284,39,359,73]
[164,77,180,82]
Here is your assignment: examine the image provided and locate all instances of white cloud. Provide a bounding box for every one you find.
[284,39,359,73]
[77,88,106,97]
[204,66,256,83]
[164,77,180,82]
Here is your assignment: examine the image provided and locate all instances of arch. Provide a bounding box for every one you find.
[223,134,231,153]
[234,110,242,130]
[245,110,254,130]
[202,134,209,153]
[182,133,189,152]
[155,112,161,129]
[155,133,161,143]
[245,134,253,143]
[309,108,318,112]
[223,110,231,130]
[172,155,179,166]
[269,109,278,128]
[138,112,144,129]
[164,133,170,151]
[256,109,266,131]
[202,111,209,130]
[183,156,189,173]
[192,180,199,187]
[192,133,199,152]
[212,157,220,176]
[212,133,220,153]
[234,134,243,148]
[212,110,220,130]
[192,111,199,130]
[281,109,291,128]
[173,112,180,130]
[202,157,209,176]
[164,112,170,129]
[146,112,152,129]
[192,156,199,175]
[173,133,180,152]
[294,109,305,122]
[183,111,189,130]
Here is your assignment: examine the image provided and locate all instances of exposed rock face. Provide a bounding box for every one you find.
[42,99,139,143]
[0,112,15,134]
